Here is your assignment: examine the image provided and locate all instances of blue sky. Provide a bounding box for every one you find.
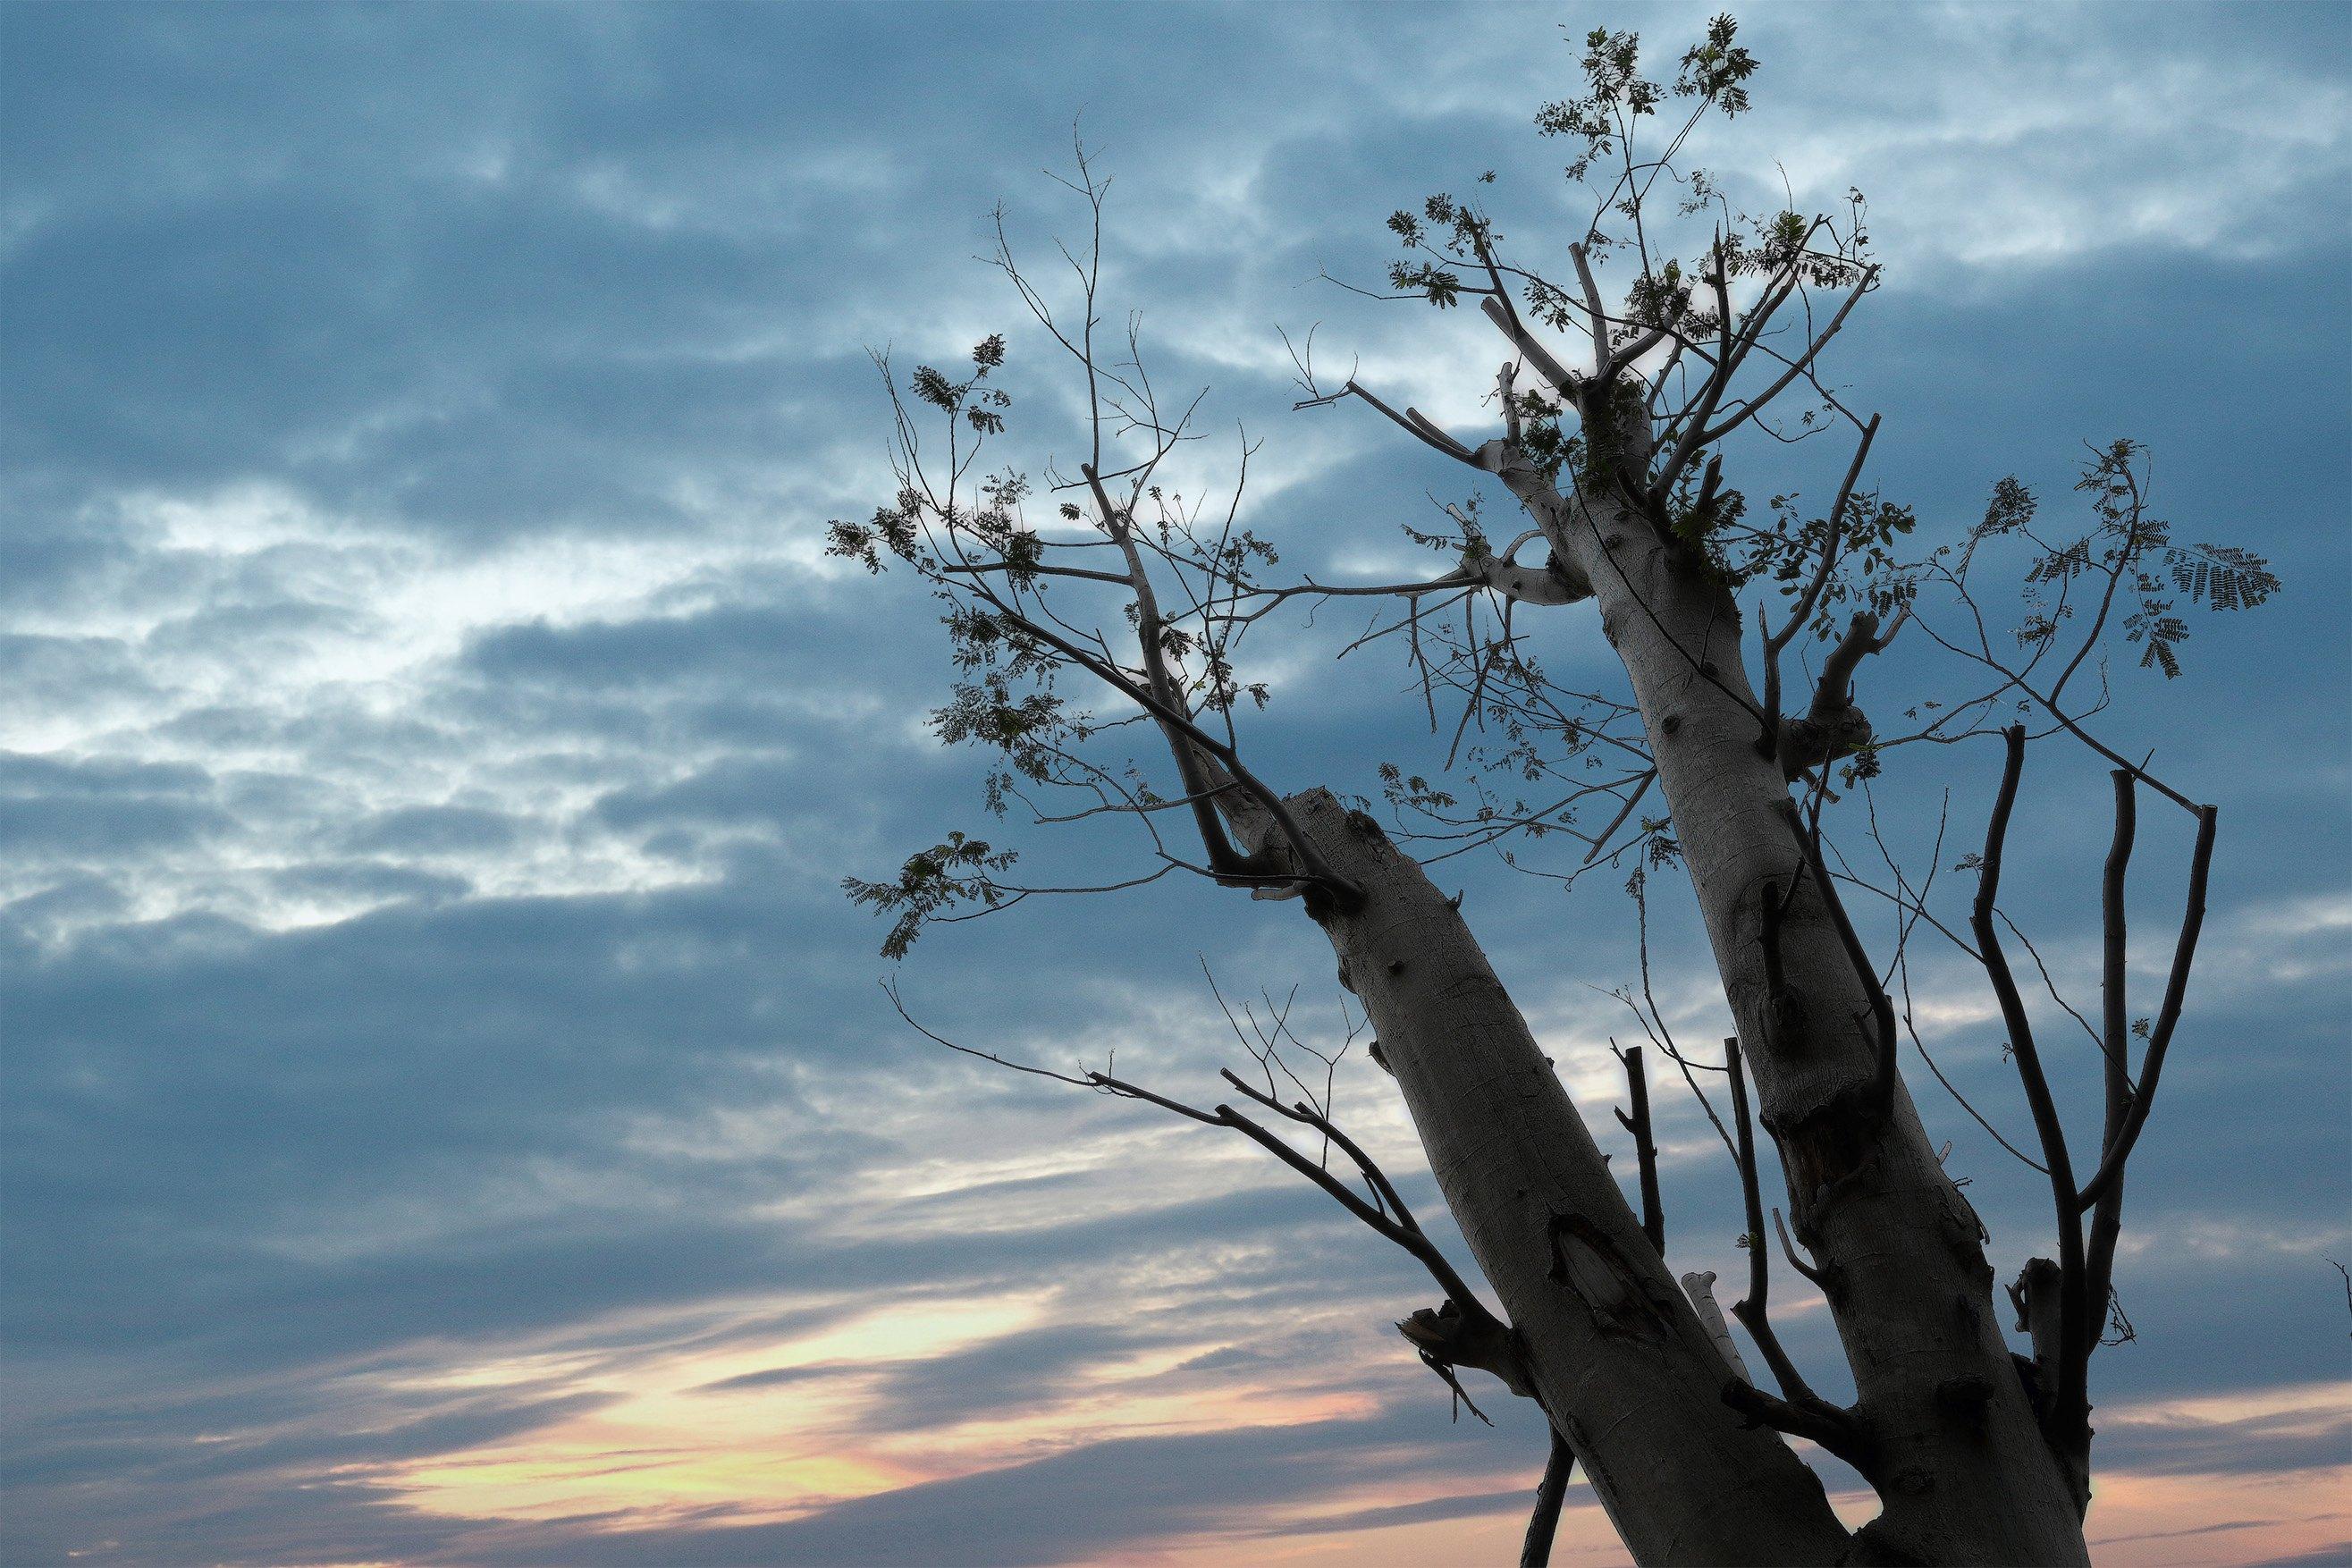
[2,4,2348,1564]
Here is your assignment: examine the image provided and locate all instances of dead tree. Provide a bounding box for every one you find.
[830,20,2277,1564]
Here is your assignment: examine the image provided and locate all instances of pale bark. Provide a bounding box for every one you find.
[1261,788,1851,1565]
[1681,1271,1751,1382]
[1480,445,2095,1564]
[1147,430,2095,1564]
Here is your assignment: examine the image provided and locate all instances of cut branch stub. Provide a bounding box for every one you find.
[1396,1299,1532,1398]
[1680,1269,1750,1381]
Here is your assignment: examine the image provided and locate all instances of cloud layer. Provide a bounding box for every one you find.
[4,3,2348,1564]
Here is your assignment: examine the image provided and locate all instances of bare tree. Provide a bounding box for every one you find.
[829,19,2278,1564]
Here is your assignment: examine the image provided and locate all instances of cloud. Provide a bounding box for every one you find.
[439,1406,1541,1568]
[1,3,2345,1565]
[2246,1543,2352,1568]
[1258,1485,1536,1537]
[2094,1386,2352,1480]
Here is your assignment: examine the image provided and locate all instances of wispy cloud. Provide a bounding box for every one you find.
[4,2,2346,1564]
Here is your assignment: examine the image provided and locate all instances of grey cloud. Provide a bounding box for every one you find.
[0,847,1457,1391]
[1259,1485,1541,1537]
[0,794,226,856]
[442,1402,1545,1567]
[4,873,131,930]
[1,1370,628,1568]
[2095,1518,2338,1549]
[2097,1400,2352,1480]
[467,603,830,694]
[2,4,2346,1565]
[0,753,208,797]
[856,1323,1159,1434]
[694,1363,852,1395]
[7,1387,618,1490]
[0,633,156,712]
[2246,1545,2352,1568]
[344,805,524,856]
[1172,1344,1282,1374]
[593,758,805,838]
[270,860,473,906]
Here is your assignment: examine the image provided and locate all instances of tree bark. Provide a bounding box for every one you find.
[1268,789,1853,1565]
[1505,465,2093,1564]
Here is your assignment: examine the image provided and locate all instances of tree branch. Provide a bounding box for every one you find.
[889,984,1527,1397]
[1612,1043,1665,1255]
[2074,800,2217,1211]
[1725,1036,1863,1460]
[1521,1428,1577,1568]
[1480,295,1580,396]
[1721,1380,1873,1468]
[1971,727,2087,1441]
[1693,264,1877,450]
[2081,771,2136,1359]
[1303,377,1482,468]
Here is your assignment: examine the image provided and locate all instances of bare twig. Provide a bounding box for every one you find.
[889,982,1532,1408]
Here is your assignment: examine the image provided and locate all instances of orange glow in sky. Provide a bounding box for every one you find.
[356,1271,2351,1568]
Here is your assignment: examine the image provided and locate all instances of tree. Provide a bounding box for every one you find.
[829,18,2277,1564]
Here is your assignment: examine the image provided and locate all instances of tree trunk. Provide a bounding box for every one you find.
[1272,789,1853,1564]
[1516,471,2094,1564]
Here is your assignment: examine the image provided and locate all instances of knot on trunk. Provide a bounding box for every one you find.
[1780,1091,1887,1211]
[1935,1374,1996,1420]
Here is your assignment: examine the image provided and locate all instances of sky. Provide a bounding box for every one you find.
[1,2,2348,1565]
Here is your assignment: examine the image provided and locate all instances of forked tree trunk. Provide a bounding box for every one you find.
[1354,446,2088,1561]
[1225,461,2099,1563]
[1533,477,2093,1564]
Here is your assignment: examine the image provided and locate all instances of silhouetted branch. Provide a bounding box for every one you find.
[2074,802,2218,1211]
[1971,728,2087,1441]
[1612,1043,1665,1254]
[1725,1037,1865,1462]
[1521,1428,1577,1568]
[2082,770,2137,1358]
[888,982,1531,1407]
